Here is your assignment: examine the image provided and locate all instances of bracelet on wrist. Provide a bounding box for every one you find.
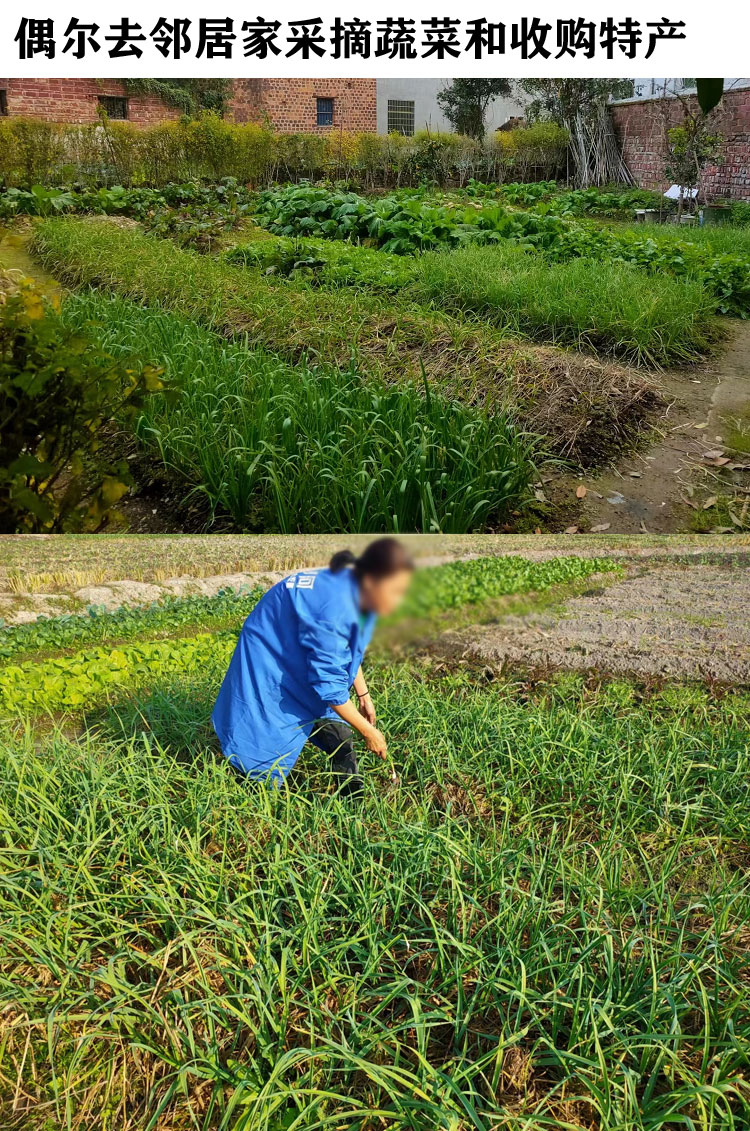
[357,690,369,700]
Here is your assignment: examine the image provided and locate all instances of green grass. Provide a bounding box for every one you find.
[412,243,714,367]
[611,221,750,259]
[0,656,748,1129]
[223,237,416,292]
[60,292,540,534]
[224,235,709,367]
[31,219,659,466]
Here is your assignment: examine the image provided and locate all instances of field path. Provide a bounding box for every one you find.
[708,317,750,435]
[441,560,750,683]
[563,321,750,534]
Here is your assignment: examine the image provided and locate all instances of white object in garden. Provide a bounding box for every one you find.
[663,185,698,200]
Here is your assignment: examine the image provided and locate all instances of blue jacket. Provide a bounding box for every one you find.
[212,567,377,782]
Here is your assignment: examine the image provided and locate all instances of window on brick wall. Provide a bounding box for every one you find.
[98,96,128,120]
[387,100,415,136]
[316,97,334,127]
[0,89,8,117]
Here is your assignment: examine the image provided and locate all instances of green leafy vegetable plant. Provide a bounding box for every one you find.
[0,272,164,532]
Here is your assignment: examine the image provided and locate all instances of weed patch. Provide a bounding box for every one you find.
[413,242,713,366]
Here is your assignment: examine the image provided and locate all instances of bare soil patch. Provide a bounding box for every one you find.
[440,561,750,684]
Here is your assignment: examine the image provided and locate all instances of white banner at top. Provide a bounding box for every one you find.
[0,1,745,77]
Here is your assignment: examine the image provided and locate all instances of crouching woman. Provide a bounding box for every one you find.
[212,538,414,796]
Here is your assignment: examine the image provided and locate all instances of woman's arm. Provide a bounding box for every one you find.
[331,698,387,759]
[352,664,376,726]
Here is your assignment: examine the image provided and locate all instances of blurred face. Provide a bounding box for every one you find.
[360,569,413,617]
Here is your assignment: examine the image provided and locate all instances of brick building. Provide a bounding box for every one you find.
[0,77,377,134]
[230,79,376,133]
[0,78,182,125]
[611,82,750,201]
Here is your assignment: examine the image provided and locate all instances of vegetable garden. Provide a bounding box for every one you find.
[2,169,750,533]
[1,551,748,1130]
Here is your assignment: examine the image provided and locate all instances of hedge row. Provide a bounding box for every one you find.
[0,115,569,190]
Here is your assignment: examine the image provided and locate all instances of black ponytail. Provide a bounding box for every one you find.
[329,538,415,580]
[329,549,358,573]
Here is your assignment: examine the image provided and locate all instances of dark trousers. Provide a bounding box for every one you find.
[308,718,363,799]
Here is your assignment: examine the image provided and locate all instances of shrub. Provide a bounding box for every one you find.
[0,271,163,532]
[0,121,21,185]
[180,114,243,180]
[491,122,569,180]
[0,118,568,189]
[729,200,750,227]
[0,118,67,186]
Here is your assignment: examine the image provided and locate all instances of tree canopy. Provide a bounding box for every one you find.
[436,79,513,139]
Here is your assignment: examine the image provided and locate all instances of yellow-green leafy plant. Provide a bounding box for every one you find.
[0,271,165,532]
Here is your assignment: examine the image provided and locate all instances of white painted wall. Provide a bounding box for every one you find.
[376,79,523,135]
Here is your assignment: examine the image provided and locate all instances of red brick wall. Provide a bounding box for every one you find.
[611,87,750,201]
[0,78,181,125]
[230,78,377,133]
[0,77,379,134]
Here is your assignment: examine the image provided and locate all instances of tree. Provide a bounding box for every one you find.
[518,79,635,186]
[664,97,721,215]
[436,79,513,139]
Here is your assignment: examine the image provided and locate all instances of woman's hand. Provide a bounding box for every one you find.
[331,697,387,761]
[363,725,388,760]
[358,693,376,727]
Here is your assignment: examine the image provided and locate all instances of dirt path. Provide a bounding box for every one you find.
[563,322,750,534]
[442,560,750,684]
[708,318,750,439]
